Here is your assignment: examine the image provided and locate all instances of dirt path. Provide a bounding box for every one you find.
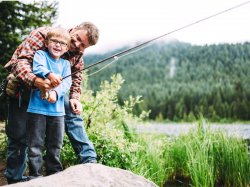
[0,122,7,186]
[0,160,7,186]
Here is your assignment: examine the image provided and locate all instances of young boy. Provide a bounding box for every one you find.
[26,27,72,179]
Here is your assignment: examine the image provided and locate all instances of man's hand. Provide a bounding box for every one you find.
[34,77,52,92]
[47,73,62,87]
[70,98,82,114]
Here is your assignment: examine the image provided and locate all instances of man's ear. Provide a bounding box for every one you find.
[45,40,49,47]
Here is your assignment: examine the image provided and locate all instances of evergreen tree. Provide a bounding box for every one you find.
[0,1,58,120]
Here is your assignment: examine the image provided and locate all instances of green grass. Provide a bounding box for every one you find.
[164,119,250,186]
[129,134,170,186]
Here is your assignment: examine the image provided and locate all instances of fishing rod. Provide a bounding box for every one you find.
[62,0,250,80]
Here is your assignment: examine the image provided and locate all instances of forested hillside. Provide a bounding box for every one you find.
[85,41,250,121]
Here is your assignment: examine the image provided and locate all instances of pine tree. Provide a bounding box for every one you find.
[0,1,58,120]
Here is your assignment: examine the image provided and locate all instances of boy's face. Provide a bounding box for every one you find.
[46,36,68,59]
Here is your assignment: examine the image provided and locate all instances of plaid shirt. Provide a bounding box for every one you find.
[4,26,84,100]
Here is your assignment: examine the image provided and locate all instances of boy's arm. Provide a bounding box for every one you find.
[33,50,55,93]
[33,50,51,78]
[33,50,62,87]
[53,60,72,99]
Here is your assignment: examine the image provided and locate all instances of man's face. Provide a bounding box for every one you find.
[69,29,90,53]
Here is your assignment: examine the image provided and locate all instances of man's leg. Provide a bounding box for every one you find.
[4,97,28,184]
[45,116,64,175]
[64,95,97,163]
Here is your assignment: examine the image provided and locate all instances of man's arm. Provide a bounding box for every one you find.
[5,27,51,91]
[34,78,51,92]
[12,31,45,86]
[69,55,84,100]
[67,54,84,114]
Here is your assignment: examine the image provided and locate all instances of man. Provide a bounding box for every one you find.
[4,22,99,184]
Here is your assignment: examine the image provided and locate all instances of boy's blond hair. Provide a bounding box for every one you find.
[46,27,71,46]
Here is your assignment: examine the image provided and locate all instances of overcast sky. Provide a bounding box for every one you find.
[54,0,250,54]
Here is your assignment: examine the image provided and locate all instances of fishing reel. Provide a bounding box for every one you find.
[40,91,50,100]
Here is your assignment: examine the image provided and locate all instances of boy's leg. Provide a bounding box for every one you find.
[4,98,28,184]
[26,113,46,178]
[45,116,64,175]
[64,95,97,163]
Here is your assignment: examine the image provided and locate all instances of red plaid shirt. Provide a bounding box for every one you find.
[4,26,84,100]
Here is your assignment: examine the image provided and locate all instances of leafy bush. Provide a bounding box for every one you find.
[61,74,148,169]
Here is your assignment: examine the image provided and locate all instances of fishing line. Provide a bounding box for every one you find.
[87,42,152,77]
[63,0,250,79]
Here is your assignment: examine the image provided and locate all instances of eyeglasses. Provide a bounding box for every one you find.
[49,39,68,48]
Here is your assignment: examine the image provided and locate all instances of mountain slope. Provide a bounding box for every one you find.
[84,41,250,121]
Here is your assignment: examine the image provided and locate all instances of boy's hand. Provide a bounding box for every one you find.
[47,90,57,103]
[47,73,62,87]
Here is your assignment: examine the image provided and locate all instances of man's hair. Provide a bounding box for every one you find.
[76,22,99,46]
[46,27,71,46]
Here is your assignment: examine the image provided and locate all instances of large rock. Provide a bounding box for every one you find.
[7,163,158,187]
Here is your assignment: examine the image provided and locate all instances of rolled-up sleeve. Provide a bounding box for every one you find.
[69,57,83,100]
[4,27,48,87]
